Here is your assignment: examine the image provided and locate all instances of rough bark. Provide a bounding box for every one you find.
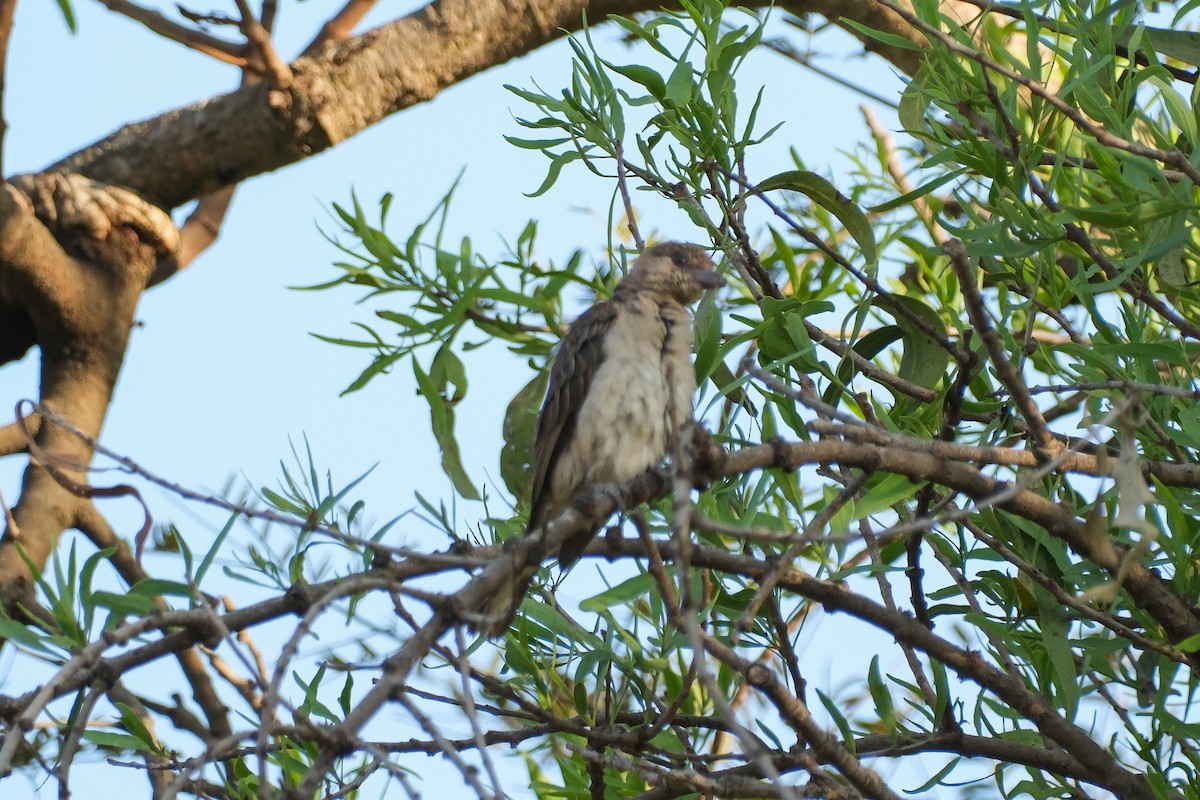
[54,0,945,211]
[0,174,175,612]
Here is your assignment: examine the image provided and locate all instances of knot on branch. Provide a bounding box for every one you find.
[768,435,795,472]
[0,694,22,724]
[685,422,726,487]
[87,657,120,690]
[11,171,180,268]
[744,662,772,687]
[284,581,319,615]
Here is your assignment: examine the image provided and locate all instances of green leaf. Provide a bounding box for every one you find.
[80,545,117,631]
[501,369,549,505]
[91,591,160,617]
[827,325,902,408]
[898,67,934,138]
[526,150,586,198]
[81,731,147,751]
[839,19,925,52]
[432,344,468,403]
[1156,245,1189,288]
[754,719,785,751]
[1176,633,1200,652]
[664,57,695,106]
[693,290,723,381]
[1057,198,1186,227]
[342,350,403,396]
[606,62,667,100]
[1123,26,1200,66]
[868,169,964,214]
[315,464,377,521]
[339,672,355,716]
[705,360,757,416]
[413,359,480,500]
[580,573,657,611]
[376,310,428,334]
[757,170,878,265]
[759,297,822,373]
[521,598,604,646]
[1147,75,1197,147]
[908,757,960,792]
[196,513,239,586]
[0,618,58,655]
[606,14,675,59]
[55,0,77,32]
[294,666,339,722]
[503,135,574,151]
[1035,585,1079,718]
[883,294,949,398]
[816,689,856,752]
[855,474,922,520]
[867,655,897,731]
[129,579,193,598]
[115,703,167,756]
[931,658,950,726]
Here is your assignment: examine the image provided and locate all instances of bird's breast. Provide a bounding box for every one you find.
[565,300,696,489]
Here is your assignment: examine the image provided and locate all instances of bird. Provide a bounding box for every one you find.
[478,241,724,637]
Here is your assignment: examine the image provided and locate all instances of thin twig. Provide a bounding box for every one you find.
[301,0,379,57]
[731,471,868,639]
[96,0,246,65]
[232,0,290,86]
[613,140,644,251]
[945,239,1059,457]
[861,104,946,246]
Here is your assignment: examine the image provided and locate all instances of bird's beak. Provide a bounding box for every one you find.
[695,270,725,290]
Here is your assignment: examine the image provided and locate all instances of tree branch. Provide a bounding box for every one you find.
[56,0,938,211]
[95,0,247,65]
[301,0,379,57]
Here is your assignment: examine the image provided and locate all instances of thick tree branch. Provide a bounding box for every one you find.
[55,0,936,211]
[0,176,173,610]
[151,185,237,284]
[0,412,37,457]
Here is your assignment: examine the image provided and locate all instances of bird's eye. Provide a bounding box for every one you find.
[671,251,688,267]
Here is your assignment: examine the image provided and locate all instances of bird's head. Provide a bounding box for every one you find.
[625,241,725,304]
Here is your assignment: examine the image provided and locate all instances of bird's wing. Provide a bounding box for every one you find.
[527,299,619,532]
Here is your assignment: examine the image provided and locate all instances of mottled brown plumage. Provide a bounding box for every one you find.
[478,242,723,637]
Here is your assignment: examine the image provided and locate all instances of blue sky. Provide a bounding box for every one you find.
[0,2,907,797]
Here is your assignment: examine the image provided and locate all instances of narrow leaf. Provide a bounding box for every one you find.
[757,170,878,264]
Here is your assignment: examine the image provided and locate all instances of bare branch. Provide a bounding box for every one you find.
[301,0,378,57]
[95,0,247,65]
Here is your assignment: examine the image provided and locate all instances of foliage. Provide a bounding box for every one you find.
[6,0,1200,798]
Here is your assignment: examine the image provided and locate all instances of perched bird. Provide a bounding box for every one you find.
[480,241,724,637]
